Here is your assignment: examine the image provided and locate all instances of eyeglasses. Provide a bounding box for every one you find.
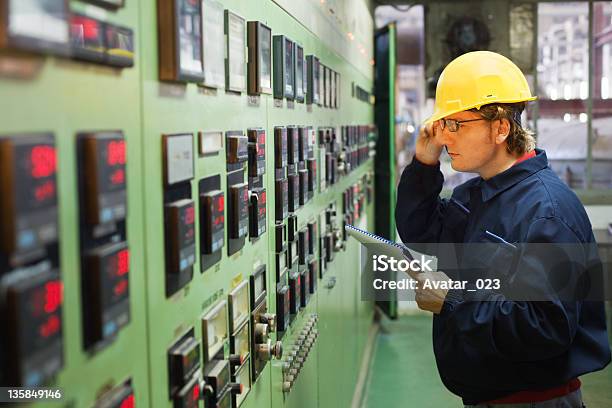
[439,118,486,132]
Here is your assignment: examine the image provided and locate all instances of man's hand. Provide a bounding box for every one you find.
[415,121,445,166]
[411,270,452,314]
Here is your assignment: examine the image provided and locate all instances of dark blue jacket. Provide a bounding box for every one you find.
[395,149,610,404]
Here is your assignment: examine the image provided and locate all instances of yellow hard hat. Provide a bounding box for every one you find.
[425,51,536,124]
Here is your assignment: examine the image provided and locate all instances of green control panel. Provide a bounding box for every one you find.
[0,0,376,407]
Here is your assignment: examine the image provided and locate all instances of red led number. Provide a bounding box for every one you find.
[110,168,125,186]
[30,145,57,179]
[44,280,63,314]
[39,314,61,338]
[117,249,130,276]
[216,196,224,212]
[192,384,200,401]
[107,140,126,166]
[113,280,128,297]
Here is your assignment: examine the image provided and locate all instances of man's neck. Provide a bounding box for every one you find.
[479,150,520,180]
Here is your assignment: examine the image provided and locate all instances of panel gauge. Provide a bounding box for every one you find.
[0,133,58,264]
[306,55,320,105]
[225,10,246,93]
[247,21,272,95]
[202,300,229,362]
[200,190,224,254]
[295,44,305,102]
[201,0,225,88]
[164,199,196,274]
[273,35,295,100]
[158,0,204,82]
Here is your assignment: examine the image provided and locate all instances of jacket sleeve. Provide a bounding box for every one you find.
[441,216,583,362]
[395,157,447,243]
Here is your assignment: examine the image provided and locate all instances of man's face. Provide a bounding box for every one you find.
[437,110,499,174]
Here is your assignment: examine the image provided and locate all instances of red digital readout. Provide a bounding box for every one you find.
[44,280,63,314]
[216,195,224,212]
[107,140,126,166]
[260,191,266,204]
[110,168,125,185]
[192,384,200,401]
[71,16,100,39]
[242,189,248,203]
[258,134,265,157]
[113,279,129,297]
[34,180,56,202]
[39,314,61,338]
[119,394,135,408]
[117,249,130,276]
[184,206,195,225]
[30,145,57,179]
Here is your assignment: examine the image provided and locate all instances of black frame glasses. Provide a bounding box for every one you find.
[440,118,485,132]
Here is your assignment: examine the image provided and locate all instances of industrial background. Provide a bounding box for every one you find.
[0,0,611,407]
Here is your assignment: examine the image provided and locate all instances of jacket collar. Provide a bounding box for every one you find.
[472,149,549,203]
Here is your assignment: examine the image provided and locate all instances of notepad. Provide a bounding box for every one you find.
[344,224,438,270]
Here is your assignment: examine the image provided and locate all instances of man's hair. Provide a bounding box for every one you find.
[470,103,535,155]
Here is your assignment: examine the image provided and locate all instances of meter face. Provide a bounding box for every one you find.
[0,133,58,256]
[7,0,70,51]
[202,300,228,360]
[259,24,272,92]
[283,38,294,97]
[81,132,127,226]
[163,134,194,186]
[201,0,225,88]
[177,0,203,76]
[226,10,246,92]
[229,281,249,332]
[295,45,304,101]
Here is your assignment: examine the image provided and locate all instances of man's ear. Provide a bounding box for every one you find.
[495,118,510,145]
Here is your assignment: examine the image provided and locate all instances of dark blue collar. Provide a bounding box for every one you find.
[473,149,549,202]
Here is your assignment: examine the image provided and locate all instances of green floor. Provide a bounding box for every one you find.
[362,314,612,408]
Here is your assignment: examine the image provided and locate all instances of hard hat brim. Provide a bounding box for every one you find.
[423,96,538,124]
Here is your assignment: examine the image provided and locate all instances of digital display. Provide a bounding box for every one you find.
[284,37,294,98]
[249,188,266,238]
[83,241,131,346]
[228,281,249,333]
[0,133,58,258]
[287,126,299,165]
[200,190,224,254]
[202,300,228,361]
[80,132,127,227]
[229,183,248,239]
[178,0,203,78]
[275,178,288,221]
[225,10,246,92]
[288,173,299,212]
[2,267,64,386]
[105,24,134,67]
[69,14,105,62]
[274,127,287,169]
[330,69,336,109]
[163,134,194,186]
[247,128,265,177]
[226,134,248,164]
[96,380,134,408]
[4,0,69,55]
[295,45,304,102]
[169,335,200,385]
[201,0,225,88]
[165,199,196,273]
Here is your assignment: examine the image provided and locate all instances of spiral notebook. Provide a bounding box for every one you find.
[345,224,438,270]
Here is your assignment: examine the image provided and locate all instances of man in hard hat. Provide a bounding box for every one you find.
[395,51,610,407]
